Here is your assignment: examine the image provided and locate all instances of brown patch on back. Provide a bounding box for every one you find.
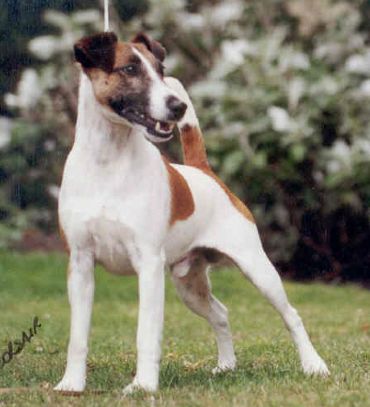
[163,157,195,225]
[180,125,255,223]
[206,171,255,223]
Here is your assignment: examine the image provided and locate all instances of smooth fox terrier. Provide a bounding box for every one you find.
[55,32,329,394]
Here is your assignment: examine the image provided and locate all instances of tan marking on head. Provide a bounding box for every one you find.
[74,33,166,121]
[113,42,138,69]
[180,125,255,223]
[88,69,120,105]
[83,41,153,114]
[163,157,195,225]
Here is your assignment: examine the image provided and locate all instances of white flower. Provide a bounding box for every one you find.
[223,39,255,64]
[310,77,339,96]
[345,51,370,74]
[72,9,101,25]
[44,140,56,152]
[5,69,42,109]
[190,80,226,99]
[326,140,352,174]
[210,39,255,79]
[332,140,351,160]
[288,78,305,109]
[209,0,243,27]
[0,117,12,149]
[358,80,370,97]
[29,35,60,60]
[353,138,370,156]
[176,12,204,30]
[268,106,293,132]
[47,185,60,200]
[327,160,341,174]
[279,51,310,72]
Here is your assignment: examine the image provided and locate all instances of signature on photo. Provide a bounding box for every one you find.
[0,316,41,368]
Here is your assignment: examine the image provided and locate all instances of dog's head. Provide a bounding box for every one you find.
[74,32,187,142]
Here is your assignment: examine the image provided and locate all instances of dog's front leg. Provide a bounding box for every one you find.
[123,250,165,394]
[54,250,95,393]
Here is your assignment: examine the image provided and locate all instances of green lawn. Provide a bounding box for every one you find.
[0,251,369,406]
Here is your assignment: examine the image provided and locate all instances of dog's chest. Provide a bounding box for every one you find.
[59,144,169,274]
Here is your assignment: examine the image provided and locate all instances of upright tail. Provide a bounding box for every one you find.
[164,77,255,223]
[164,77,211,171]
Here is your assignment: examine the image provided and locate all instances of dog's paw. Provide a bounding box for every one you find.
[122,380,157,396]
[302,356,330,376]
[54,377,85,393]
[212,361,236,375]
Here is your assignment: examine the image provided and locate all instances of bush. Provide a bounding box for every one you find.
[1,0,369,283]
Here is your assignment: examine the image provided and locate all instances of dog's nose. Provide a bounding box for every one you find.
[166,96,187,121]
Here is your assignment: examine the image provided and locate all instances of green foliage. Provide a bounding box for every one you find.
[0,0,98,114]
[1,0,369,282]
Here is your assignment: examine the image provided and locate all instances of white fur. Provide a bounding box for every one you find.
[55,74,329,394]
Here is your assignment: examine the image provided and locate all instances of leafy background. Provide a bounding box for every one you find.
[0,0,369,284]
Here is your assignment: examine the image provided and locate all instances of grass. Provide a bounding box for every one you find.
[0,251,369,406]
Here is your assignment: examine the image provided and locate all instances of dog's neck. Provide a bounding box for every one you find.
[74,73,146,164]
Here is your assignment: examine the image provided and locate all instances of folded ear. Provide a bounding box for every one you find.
[131,32,166,62]
[74,32,118,72]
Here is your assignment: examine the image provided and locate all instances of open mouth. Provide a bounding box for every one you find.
[110,101,176,140]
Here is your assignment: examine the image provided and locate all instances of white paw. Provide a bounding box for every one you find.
[54,377,85,393]
[122,380,157,396]
[212,361,236,375]
[302,356,330,376]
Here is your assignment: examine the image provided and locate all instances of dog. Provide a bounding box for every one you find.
[54,32,329,394]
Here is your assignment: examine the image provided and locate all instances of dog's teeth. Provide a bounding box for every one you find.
[169,123,175,131]
[155,121,161,132]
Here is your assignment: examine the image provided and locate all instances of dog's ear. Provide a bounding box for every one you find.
[131,32,166,62]
[74,32,118,72]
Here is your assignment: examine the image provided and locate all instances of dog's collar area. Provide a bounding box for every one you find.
[109,99,175,140]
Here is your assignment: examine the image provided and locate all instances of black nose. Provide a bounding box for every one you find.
[166,96,187,121]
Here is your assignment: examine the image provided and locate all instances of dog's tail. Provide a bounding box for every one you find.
[164,77,255,223]
[164,77,211,170]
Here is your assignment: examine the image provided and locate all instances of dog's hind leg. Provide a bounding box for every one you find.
[212,220,329,376]
[54,250,95,392]
[171,256,236,373]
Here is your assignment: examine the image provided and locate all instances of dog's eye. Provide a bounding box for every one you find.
[121,64,139,76]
